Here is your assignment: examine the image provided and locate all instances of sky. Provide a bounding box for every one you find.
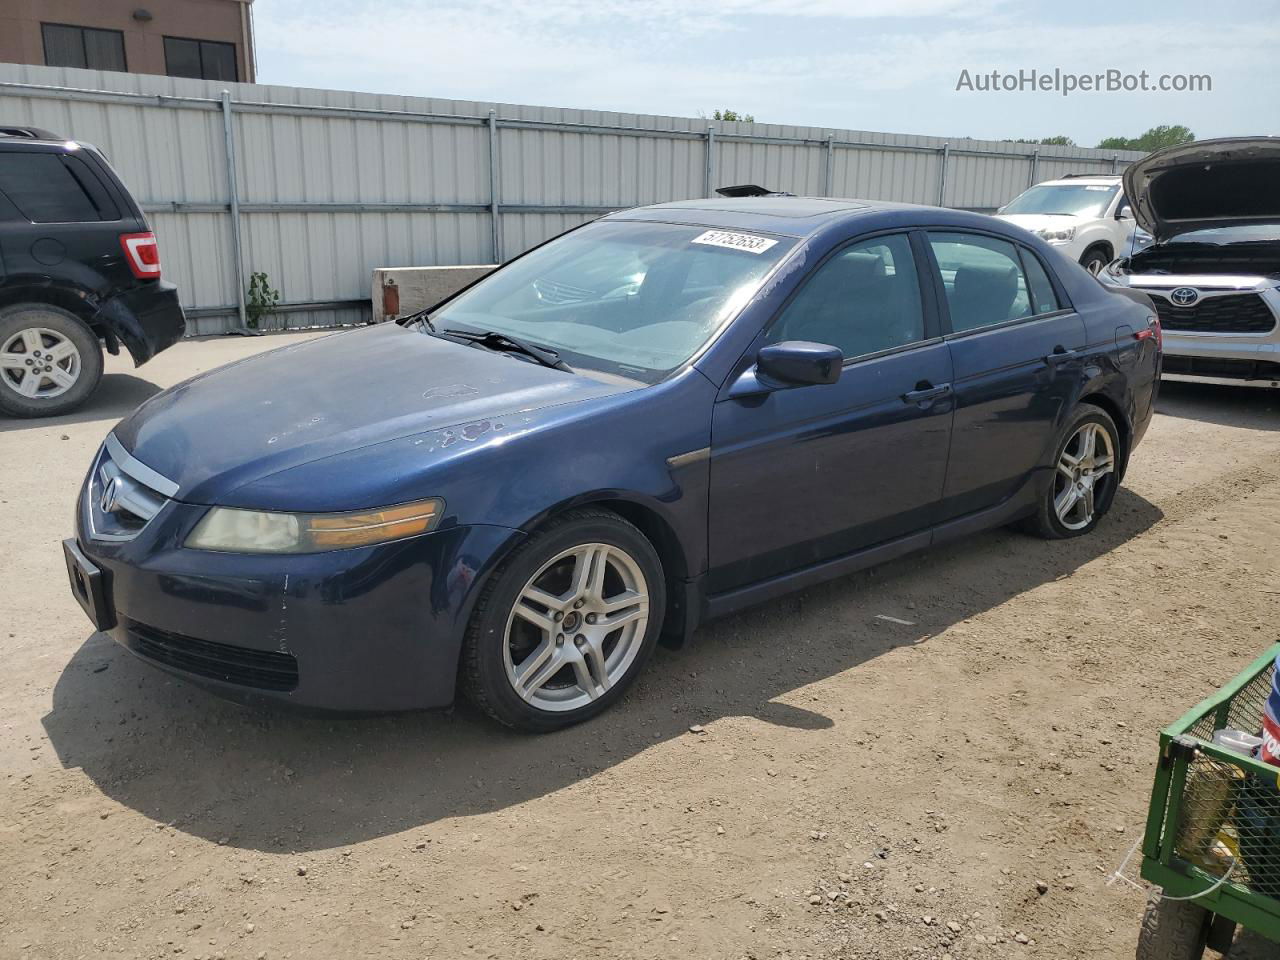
[253,0,1280,147]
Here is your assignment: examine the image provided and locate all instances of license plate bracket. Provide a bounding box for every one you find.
[62,538,115,632]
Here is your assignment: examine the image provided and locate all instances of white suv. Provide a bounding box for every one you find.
[996,175,1148,275]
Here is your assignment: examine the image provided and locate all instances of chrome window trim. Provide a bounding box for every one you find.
[104,432,179,498]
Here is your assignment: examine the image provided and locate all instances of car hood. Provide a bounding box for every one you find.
[1123,137,1280,242]
[113,323,631,507]
[995,213,1081,233]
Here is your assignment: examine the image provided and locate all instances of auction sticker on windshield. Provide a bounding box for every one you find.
[691,230,779,254]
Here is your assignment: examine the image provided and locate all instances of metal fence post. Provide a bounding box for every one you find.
[219,90,248,331]
[1111,154,1119,173]
[487,110,501,263]
[1029,149,1039,187]
[937,143,950,206]
[705,126,716,198]
[824,134,835,197]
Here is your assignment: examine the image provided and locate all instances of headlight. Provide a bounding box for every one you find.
[186,498,443,554]
[1035,227,1076,243]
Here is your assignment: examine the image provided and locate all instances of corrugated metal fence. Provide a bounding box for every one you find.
[0,63,1146,336]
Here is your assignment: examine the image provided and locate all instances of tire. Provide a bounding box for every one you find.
[0,303,103,418]
[1080,247,1111,276]
[1020,402,1122,539]
[1135,892,1210,960]
[1230,928,1280,960]
[460,507,666,732]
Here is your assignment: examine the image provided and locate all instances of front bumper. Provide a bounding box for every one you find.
[69,492,521,711]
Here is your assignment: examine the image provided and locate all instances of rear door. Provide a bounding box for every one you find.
[924,230,1085,521]
[706,230,954,593]
[0,145,130,293]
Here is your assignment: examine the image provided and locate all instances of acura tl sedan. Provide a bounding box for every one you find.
[64,195,1161,731]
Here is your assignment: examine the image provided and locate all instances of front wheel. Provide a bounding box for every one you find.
[1080,247,1110,276]
[1135,892,1210,960]
[1021,402,1121,539]
[460,508,665,732]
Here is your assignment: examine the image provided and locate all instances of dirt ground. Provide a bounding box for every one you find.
[3,332,1280,960]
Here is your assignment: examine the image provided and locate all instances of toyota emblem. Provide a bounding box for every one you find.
[1170,287,1199,306]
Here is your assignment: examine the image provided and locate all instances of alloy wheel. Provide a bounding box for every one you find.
[503,542,650,712]
[0,327,82,399]
[1053,421,1116,531]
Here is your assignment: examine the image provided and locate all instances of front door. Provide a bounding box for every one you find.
[707,231,954,594]
[924,231,1087,521]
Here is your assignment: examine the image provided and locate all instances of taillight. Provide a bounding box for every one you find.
[119,232,161,279]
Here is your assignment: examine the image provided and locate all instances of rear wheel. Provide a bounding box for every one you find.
[461,508,665,732]
[1135,893,1210,960]
[0,304,103,417]
[1229,928,1280,959]
[1021,402,1121,539]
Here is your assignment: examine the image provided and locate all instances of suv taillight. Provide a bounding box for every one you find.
[119,232,161,279]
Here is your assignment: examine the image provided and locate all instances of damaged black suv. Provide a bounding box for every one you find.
[0,127,185,417]
[1099,137,1280,387]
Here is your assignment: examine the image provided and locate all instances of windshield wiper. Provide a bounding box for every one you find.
[441,328,573,372]
[397,306,436,333]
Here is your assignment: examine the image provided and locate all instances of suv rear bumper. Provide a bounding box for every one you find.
[98,280,186,365]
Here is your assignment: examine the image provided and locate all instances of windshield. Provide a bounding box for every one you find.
[426,220,794,382]
[1001,183,1119,218]
[1167,224,1280,245]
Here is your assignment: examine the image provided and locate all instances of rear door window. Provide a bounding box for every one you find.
[928,232,1034,333]
[0,152,119,223]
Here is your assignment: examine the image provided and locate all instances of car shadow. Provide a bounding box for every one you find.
[42,488,1163,853]
[1156,379,1280,431]
[0,373,160,433]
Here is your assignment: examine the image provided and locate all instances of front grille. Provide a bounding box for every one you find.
[86,434,175,542]
[122,619,299,691]
[1163,355,1280,381]
[1150,292,1277,334]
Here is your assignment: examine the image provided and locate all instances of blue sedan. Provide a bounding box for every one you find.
[63,195,1161,730]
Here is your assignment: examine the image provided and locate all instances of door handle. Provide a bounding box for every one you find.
[902,382,952,407]
[1043,347,1080,366]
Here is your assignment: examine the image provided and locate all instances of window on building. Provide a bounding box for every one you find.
[42,23,127,72]
[164,37,238,81]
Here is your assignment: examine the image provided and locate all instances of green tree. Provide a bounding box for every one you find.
[711,109,755,123]
[1097,124,1195,152]
[1006,135,1076,146]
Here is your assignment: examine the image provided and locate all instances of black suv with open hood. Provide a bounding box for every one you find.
[1099,137,1280,387]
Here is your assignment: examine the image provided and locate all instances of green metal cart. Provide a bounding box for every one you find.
[1138,645,1280,959]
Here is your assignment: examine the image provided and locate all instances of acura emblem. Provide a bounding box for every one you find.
[1170,287,1199,306]
[99,476,121,514]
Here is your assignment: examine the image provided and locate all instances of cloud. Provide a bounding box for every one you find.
[253,1,1280,144]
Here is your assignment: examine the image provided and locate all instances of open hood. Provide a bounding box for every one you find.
[1124,137,1280,242]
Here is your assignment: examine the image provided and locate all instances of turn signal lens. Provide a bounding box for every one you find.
[186,498,443,554]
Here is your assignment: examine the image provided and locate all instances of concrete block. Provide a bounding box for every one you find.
[371,265,496,323]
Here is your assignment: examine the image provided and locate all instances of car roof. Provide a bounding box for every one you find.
[605,196,1006,239]
[1039,176,1121,186]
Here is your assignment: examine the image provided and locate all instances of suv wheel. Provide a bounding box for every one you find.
[1079,247,1110,276]
[0,304,103,418]
[461,508,665,732]
[1021,402,1121,539]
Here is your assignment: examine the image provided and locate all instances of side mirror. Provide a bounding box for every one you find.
[1115,204,1132,220]
[757,341,843,386]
